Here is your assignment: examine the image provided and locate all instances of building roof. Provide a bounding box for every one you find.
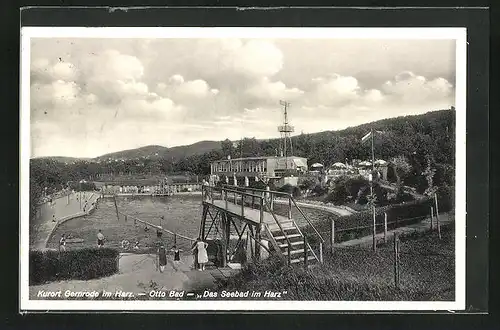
[213,155,306,162]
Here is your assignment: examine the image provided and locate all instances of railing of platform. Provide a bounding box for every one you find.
[218,185,325,263]
[202,185,294,263]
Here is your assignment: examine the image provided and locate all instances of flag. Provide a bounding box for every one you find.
[361,131,372,143]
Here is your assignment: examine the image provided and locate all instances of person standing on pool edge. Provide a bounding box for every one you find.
[97,229,105,248]
[157,243,167,273]
[194,237,208,271]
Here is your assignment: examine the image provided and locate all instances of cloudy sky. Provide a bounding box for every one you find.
[29,37,456,158]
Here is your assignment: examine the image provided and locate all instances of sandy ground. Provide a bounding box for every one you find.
[29,253,219,299]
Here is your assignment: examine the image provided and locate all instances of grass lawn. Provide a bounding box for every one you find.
[219,224,455,301]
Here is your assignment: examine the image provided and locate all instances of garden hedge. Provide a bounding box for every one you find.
[29,247,120,285]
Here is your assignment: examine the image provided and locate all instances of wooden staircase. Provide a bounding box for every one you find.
[264,216,318,266]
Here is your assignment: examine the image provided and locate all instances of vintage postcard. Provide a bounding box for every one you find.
[20,26,466,311]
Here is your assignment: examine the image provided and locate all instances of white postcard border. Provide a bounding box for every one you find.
[20,26,467,311]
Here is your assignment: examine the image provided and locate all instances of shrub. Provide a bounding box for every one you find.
[311,184,328,196]
[299,177,318,191]
[436,184,454,213]
[29,247,120,285]
[278,184,302,198]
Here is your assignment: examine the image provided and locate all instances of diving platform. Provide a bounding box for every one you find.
[200,185,325,268]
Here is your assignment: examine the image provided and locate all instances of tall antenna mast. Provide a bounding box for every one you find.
[278,100,294,170]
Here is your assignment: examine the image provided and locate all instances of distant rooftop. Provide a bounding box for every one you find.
[215,155,306,161]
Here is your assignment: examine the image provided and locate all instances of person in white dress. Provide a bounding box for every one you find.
[193,238,208,271]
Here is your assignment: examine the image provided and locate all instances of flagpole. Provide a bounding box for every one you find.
[370,128,376,251]
[371,128,375,172]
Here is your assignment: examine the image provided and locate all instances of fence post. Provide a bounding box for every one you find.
[434,193,441,239]
[304,236,308,269]
[430,206,434,230]
[319,242,323,263]
[393,232,399,289]
[372,206,377,252]
[330,219,335,255]
[225,190,228,210]
[288,197,292,219]
[384,212,388,244]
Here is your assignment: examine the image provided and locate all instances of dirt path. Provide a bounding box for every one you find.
[334,212,454,248]
[274,199,353,216]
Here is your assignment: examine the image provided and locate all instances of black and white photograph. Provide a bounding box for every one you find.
[20,26,466,311]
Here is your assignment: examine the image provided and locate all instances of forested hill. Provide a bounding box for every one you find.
[30,108,454,185]
[216,108,455,167]
[93,141,221,162]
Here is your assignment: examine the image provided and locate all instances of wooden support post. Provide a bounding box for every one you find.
[319,242,323,263]
[288,197,292,219]
[225,190,228,210]
[260,195,264,224]
[304,236,308,269]
[435,193,441,239]
[252,195,255,208]
[255,225,261,261]
[372,206,377,252]
[287,245,291,265]
[394,232,399,289]
[330,219,335,254]
[384,212,388,244]
[241,196,244,217]
[221,214,228,267]
[430,206,434,230]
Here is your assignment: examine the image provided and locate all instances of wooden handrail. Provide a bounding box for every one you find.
[248,230,272,255]
[290,197,325,243]
[208,185,265,201]
[262,202,293,260]
[221,184,292,198]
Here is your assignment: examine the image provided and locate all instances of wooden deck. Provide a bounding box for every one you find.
[205,199,289,225]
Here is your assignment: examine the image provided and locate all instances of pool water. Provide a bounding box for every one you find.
[47,195,202,252]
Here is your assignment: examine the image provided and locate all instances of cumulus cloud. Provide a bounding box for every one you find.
[31,80,81,108]
[31,58,79,82]
[382,71,453,102]
[246,77,304,103]
[191,39,284,80]
[156,74,216,103]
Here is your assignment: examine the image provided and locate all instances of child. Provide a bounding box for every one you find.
[157,244,167,273]
[97,229,105,248]
[59,234,66,252]
[170,245,183,271]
